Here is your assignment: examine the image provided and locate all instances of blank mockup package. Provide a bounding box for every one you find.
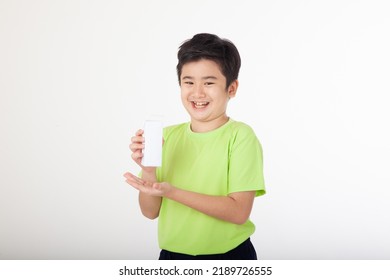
[142,120,163,167]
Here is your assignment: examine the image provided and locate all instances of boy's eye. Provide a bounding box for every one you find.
[205,82,214,86]
[184,81,193,85]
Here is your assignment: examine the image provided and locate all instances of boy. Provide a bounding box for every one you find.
[124,33,265,260]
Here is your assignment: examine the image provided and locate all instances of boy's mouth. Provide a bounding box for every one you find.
[192,101,210,109]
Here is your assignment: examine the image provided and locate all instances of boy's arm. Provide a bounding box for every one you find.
[128,129,162,220]
[138,170,162,219]
[166,187,256,225]
[124,172,255,225]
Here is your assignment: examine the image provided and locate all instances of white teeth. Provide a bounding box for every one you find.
[193,102,209,106]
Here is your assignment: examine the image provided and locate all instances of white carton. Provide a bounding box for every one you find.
[141,120,163,167]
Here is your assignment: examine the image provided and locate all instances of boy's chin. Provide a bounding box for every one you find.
[188,110,210,119]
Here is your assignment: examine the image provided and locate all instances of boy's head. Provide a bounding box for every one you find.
[177,33,241,90]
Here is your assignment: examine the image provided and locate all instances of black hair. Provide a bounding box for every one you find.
[177,33,241,89]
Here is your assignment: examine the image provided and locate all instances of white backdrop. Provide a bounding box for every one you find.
[1,0,389,260]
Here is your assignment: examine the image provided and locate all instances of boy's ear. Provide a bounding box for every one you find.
[228,80,239,99]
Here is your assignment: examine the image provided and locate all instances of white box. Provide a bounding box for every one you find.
[142,120,163,167]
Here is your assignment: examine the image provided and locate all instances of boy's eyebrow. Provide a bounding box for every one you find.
[202,76,218,80]
[181,76,218,80]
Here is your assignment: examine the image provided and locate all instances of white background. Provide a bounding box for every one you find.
[1,0,389,260]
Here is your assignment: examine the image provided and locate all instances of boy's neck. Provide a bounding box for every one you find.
[190,115,230,133]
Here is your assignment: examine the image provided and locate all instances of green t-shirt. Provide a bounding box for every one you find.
[156,119,265,255]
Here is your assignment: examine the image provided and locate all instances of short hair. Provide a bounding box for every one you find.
[177,33,241,89]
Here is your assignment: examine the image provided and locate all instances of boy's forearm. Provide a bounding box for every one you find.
[165,187,255,225]
[139,170,161,219]
[138,193,161,219]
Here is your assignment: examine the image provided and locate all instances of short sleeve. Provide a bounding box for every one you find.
[228,125,266,196]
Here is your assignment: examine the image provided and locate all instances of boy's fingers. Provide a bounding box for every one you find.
[131,151,143,161]
[131,136,144,144]
[124,173,144,185]
[123,172,137,180]
[129,143,144,152]
[124,173,156,194]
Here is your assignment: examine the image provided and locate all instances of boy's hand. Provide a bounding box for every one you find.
[129,129,156,173]
[123,172,172,197]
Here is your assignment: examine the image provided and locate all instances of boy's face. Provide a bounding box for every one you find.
[180,59,237,133]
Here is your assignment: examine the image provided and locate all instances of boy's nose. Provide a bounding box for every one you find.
[193,85,206,98]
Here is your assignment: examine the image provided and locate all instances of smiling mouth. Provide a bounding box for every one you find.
[192,101,210,109]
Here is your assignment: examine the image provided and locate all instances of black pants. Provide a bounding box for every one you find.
[158,238,257,260]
